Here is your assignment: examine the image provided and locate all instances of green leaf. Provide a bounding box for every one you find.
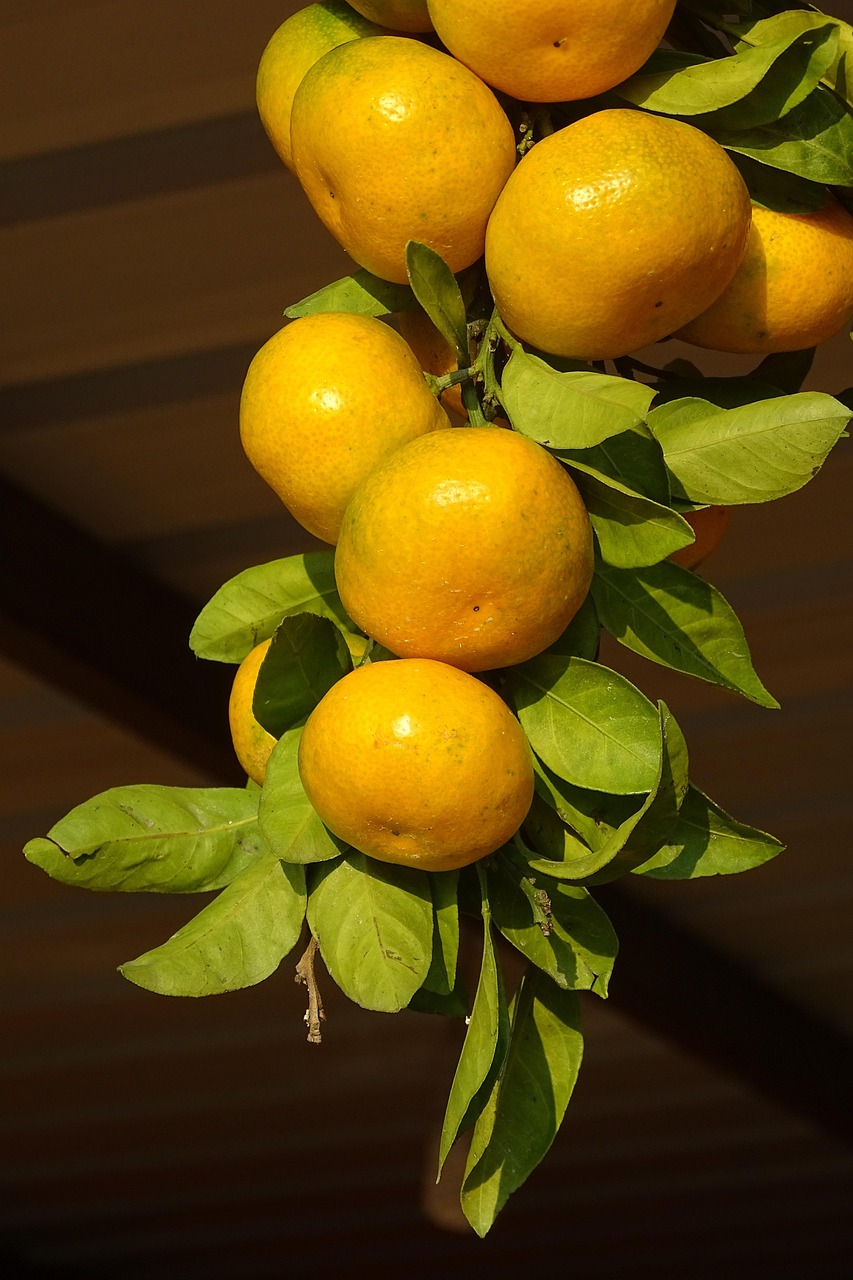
[730,7,853,109]
[501,348,654,449]
[593,559,779,709]
[532,759,639,854]
[557,423,671,504]
[190,551,351,663]
[543,595,601,662]
[409,870,467,1016]
[488,853,618,996]
[119,854,306,996]
[618,26,838,127]
[258,727,347,864]
[750,348,816,394]
[460,970,583,1237]
[506,655,662,795]
[307,852,433,1012]
[704,85,853,186]
[730,152,828,213]
[633,784,784,878]
[438,887,509,1174]
[404,241,469,366]
[284,269,414,319]
[253,614,351,738]
[570,467,695,568]
[24,786,268,893]
[648,393,850,505]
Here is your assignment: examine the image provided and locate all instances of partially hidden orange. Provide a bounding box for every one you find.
[298,658,534,871]
[485,109,751,360]
[228,640,277,785]
[240,312,448,544]
[335,426,594,672]
[349,1,432,32]
[670,507,732,570]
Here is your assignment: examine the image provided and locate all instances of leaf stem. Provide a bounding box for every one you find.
[295,936,326,1044]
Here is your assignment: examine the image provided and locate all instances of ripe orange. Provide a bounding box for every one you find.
[349,1,432,32]
[255,2,388,172]
[298,658,534,870]
[677,195,853,353]
[427,0,676,103]
[670,507,732,570]
[335,426,594,672]
[485,110,751,360]
[290,36,516,283]
[228,640,277,785]
[239,312,448,544]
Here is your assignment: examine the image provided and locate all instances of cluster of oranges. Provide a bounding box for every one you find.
[229,0,853,873]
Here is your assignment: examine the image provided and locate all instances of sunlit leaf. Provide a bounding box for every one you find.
[284,269,414,319]
[569,467,695,568]
[258,728,347,864]
[705,85,853,186]
[633,785,784,878]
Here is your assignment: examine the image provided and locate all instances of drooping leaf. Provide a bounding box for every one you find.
[633,784,784,878]
[593,559,779,708]
[488,852,618,996]
[307,852,433,1013]
[409,869,467,1016]
[190,551,352,663]
[258,727,347,864]
[557,423,671,504]
[570,467,695,568]
[119,854,306,996]
[460,970,583,1237]
[500,348,654,449]
[438,882,509,1173]
[253,614,351,737]
[704,85,853,186]
[24,786,268,893]
[284,269,415,319]
[647,393,850,505]
[507,655,662,795]
[405,241,469,365]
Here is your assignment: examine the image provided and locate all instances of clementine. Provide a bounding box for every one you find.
[228,640,276,785]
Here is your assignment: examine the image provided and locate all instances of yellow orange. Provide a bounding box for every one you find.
[427,0,676,103]
[228,640,277,785]
[298,658,534,870]
[239,313,448,544]
[678,196,853,353]
[485,110,751,360]
[290,36,516,283]
[335,426,594,671]
[256,2,387,171]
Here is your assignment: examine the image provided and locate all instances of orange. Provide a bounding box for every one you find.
[335,426,594,672]
[228,640,277,785]
[349,1,432,32]
[298,658,534,870]
[485,109,751,360]
[677,196,853,353]
[670,507,732,570]
[239,312,448,544]
[427,0,676,103]
[290,36,516,283]
[255,2,388,172]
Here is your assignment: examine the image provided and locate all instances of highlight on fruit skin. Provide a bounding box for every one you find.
[677,195,853,354]
[335,426,595,672]
[290,35,517,284]
[485,109,751,361]
[255,1,388,172]
[297,658,535,872]
[239,312,448,544]
[670,507,732,570]
[228,640,277,785]
[427,0,677,104]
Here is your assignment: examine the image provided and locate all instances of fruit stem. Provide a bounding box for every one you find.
[295,935,326,1044]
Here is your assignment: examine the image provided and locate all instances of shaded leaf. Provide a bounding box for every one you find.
[705,85,853,186]
[570,467,695,568]
[461,970,583,1237]
[284,269,414,319]
[750,349,816,394]
[24,786,268,893]
[253,614,351,737]
[730,7,853,108]
[307,852,433,1012]
[405,241,469,365]
[190,551,352,663]
[557,423,671,504]
[593,559,779,708]
[541,595,601,662]
[633,785,784,878]
[119,854,306,996]
[409,870,467,1016]
[258,727,347,864]
[730,152,828,212]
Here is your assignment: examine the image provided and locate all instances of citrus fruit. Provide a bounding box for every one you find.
[335,426,594,671]
[229,640,277,785]
[290,36,516,283]
[427,0,676,103]
[485,109,751,360]
[349,1,432,32]
[677,195,853,354]
[240,312,448,544]
[298,658,534,870]
[256,2,388,172]
[670,507,732,570]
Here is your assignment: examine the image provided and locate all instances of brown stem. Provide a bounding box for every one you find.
[295,936,326,1045]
